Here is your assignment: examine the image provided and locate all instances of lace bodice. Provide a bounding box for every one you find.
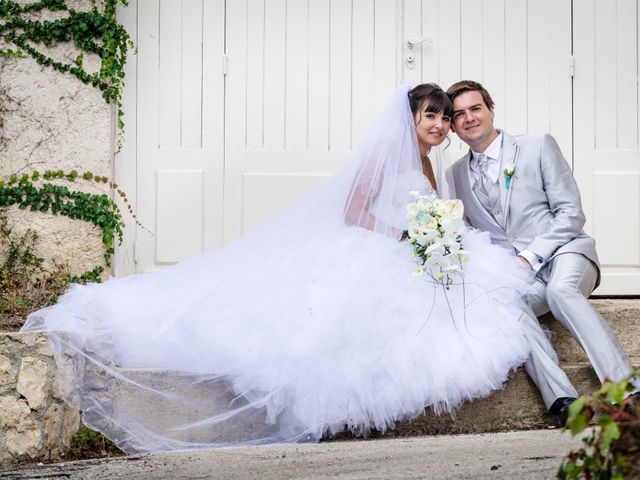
[422,174,438,197]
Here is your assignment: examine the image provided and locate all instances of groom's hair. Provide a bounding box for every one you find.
[446,80,495,109]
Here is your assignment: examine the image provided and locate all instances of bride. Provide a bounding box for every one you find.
[23,83,537,453]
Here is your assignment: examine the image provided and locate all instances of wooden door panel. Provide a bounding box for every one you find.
[574,0,640,294]
[225,0,400,238]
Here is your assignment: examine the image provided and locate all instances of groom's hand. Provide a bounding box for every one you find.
[517,255,532,269]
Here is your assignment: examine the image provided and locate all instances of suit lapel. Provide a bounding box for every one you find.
[501,132,520,227]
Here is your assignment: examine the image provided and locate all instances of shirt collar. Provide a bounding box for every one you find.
[471,131,503,165]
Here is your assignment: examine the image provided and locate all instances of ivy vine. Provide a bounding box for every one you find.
[0,170,127,270]
[0,0,133,146]
[0,1,137,282]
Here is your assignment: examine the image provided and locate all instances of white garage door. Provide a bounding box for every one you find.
[116,0,640,294]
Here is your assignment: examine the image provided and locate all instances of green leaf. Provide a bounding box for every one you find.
[567,412,588,436]
[597,416,620,455]
[603,380,627,405]
[568,397,585,418]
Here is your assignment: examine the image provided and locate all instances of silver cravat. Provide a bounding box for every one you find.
[473,153,501,216]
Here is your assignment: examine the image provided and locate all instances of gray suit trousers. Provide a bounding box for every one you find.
[523,252,634,408]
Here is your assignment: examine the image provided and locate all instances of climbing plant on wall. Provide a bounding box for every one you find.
[0,170,128,267]
[0,0,133,136]
[0,0,135,287]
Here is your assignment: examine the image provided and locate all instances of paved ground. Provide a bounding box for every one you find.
[0,429,582,479]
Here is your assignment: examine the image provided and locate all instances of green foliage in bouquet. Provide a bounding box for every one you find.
[558,371,640,479]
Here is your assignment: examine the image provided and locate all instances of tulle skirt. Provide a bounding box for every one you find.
[23,225,532,453]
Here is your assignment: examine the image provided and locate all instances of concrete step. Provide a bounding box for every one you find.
[91,299,638,444]
[99,365,622,444]
[2,300,636,462]
[383,299,640,436]
[387,365,600,437]
[106,369,281,446]
[541,299,640,364]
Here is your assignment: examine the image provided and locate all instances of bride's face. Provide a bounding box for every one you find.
[413,104,451,149]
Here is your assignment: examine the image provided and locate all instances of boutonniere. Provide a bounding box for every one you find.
[503,162,515,188]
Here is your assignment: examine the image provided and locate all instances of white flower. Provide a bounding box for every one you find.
[406,202,421,217]
[447,241,461,253]
[447,199,465,219]
[454,249,470,264]
[444,263,463,275]
[427,252,452,270]
[441,217,465,234]
[503,162,515,177]
[425,242,445,256]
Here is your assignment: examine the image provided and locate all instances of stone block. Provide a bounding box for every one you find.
[0,354,16,386]
[16,356,49,410]
[62,406,81,449]
[0,395,31,428]
[6,421,42,458]
[0,333,79,467]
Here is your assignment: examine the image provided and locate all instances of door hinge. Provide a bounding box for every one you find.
[222,54,229,75]
[569,55,575,77]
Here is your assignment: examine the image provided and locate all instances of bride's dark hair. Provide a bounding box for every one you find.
[408,83,453,118]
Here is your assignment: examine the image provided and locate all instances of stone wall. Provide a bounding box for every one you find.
[0,0,115,278]
[0,332,80,467]
[0,2,119,467]
[0,2,118,467]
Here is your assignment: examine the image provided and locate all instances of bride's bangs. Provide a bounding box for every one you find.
[425,93,453,118]
[408,83,453,118]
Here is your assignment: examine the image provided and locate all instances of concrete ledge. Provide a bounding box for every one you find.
[0,299,637,463]
[541,299,640,364]
[387,365,601,437]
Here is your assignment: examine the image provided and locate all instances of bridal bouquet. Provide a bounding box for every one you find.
[404,192,469,286]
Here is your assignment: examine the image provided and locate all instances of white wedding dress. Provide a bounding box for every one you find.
[23,85,532,453]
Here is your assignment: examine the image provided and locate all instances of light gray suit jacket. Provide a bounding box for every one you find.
[446,131,600,287]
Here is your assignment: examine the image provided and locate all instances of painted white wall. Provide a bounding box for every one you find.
[117,0,640,294]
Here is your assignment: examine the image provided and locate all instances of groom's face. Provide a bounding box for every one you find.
[451,91,496,151]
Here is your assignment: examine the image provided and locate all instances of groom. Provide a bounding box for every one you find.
[444,80,637,425]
